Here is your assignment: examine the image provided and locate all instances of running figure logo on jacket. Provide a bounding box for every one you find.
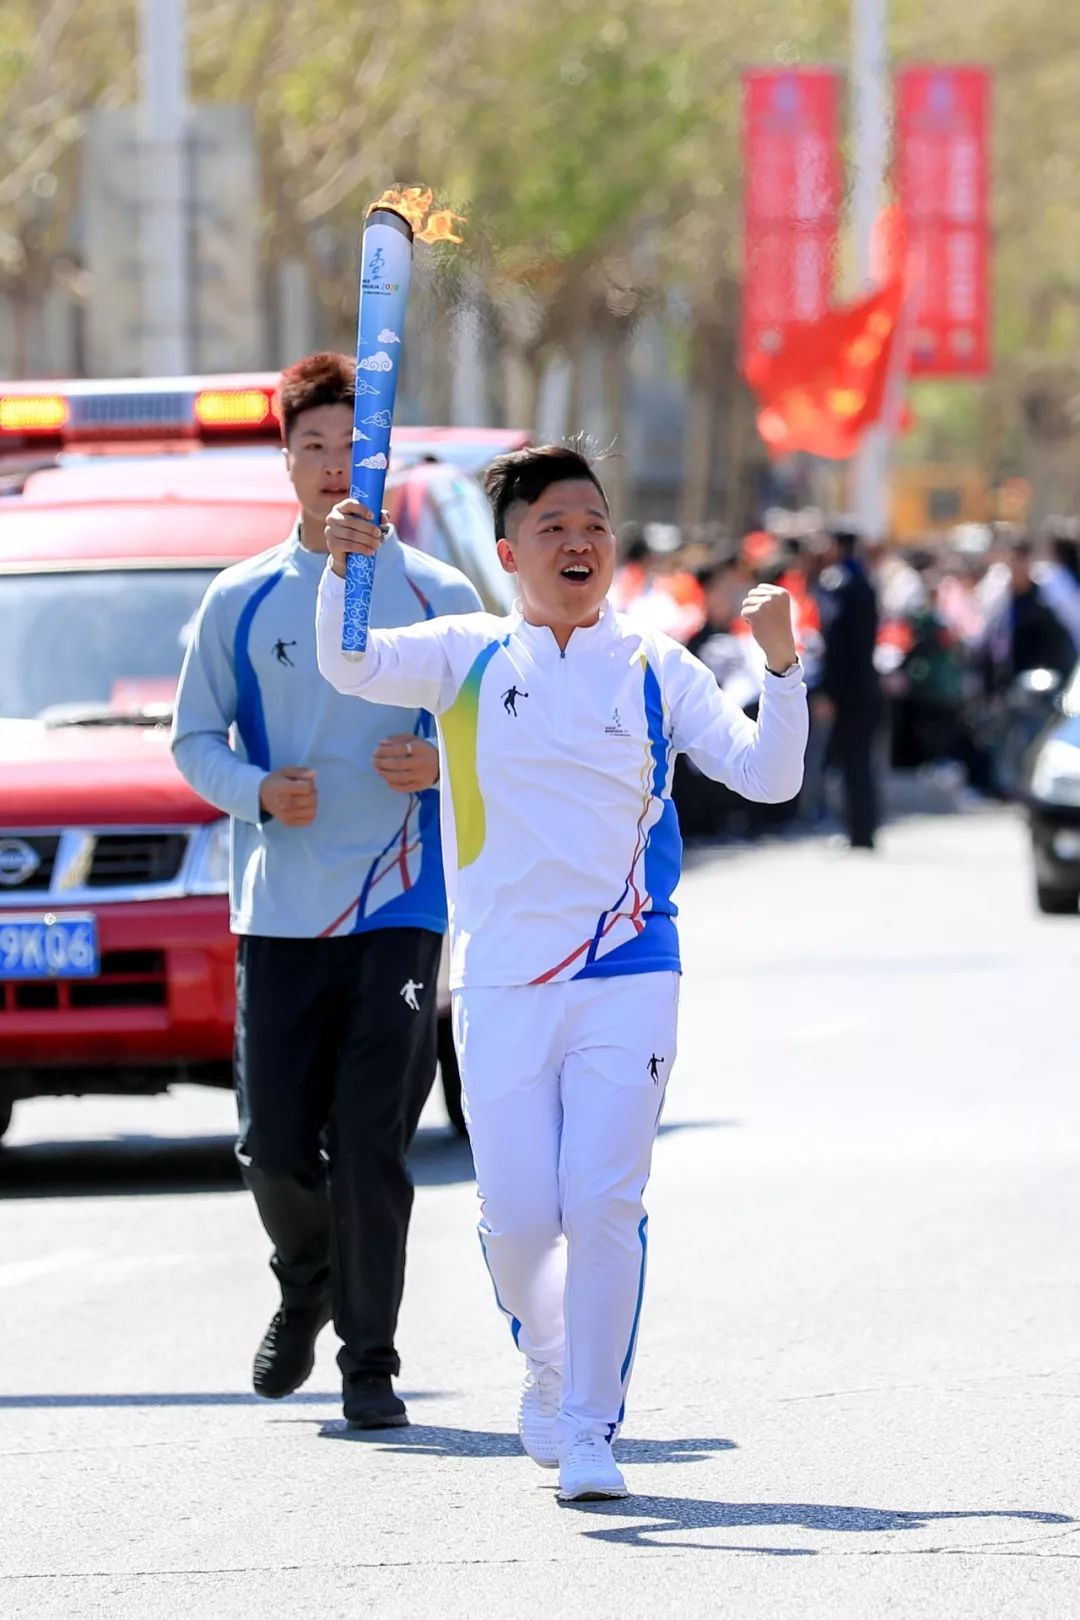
[272,638,297,667]
[647,1054,665,1084]
[400,979,424,1012]
[502,685,528,717]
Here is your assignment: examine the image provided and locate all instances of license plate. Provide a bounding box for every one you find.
[0,912,100,979]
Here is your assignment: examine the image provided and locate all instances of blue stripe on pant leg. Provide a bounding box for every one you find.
[477,1226,522,1347]
[611,1213,649,1432]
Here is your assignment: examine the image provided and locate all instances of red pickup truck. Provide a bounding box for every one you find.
[0,375,522,1142]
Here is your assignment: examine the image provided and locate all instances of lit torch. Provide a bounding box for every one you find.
[342,187,465,657]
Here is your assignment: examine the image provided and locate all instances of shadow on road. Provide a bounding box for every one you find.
[658,1118,736,1140]
[0,1116,726,1200]
[319,1422,736,1467]
[0,1132,241,1198]
[0,1389,443,1409]
[561,1494,1076,1552]
[0,1123,474,1200]
[408,1130,474,1188]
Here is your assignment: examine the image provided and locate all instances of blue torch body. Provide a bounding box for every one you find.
[342,207,414,657]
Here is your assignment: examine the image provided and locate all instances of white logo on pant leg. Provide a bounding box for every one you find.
[400,979,423,1012]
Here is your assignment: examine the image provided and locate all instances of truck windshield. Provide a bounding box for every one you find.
[0,568,218,720]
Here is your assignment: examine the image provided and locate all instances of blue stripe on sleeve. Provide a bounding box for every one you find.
[233,569,285,770]
[642,659,682,914]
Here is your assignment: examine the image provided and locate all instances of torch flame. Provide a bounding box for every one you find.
[368,186,465,245]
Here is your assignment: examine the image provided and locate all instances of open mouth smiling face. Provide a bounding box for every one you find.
[495,474,617,632]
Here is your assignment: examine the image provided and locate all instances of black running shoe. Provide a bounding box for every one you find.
[252,1302,331,1399]
[343,1373,409,1429]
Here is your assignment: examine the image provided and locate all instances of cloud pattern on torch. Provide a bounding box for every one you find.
[345,200,433,655]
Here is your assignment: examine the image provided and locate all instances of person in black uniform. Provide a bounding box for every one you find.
[813,527,882,850]
[983,534,1076,694]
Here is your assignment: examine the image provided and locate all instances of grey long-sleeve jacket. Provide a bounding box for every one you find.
[171,523,481,937]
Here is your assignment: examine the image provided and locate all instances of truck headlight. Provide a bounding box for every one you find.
[1030,739,1080,807]
[185,818,231,894]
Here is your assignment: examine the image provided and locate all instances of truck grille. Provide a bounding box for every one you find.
[86,834,187,887]
[0,829,193,898]
[0,950,167,1012]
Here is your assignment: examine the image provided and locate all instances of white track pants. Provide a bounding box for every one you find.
[452,972,678,1440]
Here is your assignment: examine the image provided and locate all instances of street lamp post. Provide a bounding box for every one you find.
[851,0,890,540]
[138,0,191,375]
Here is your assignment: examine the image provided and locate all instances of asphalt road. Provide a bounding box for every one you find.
[2,809,1078,1618]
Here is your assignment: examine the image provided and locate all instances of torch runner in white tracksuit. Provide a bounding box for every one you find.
[318,445,808,1503]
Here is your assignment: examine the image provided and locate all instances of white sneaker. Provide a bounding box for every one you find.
[517,1359,561,1469]
[557,1430,628,1501]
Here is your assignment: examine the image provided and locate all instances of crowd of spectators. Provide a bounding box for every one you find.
[611,513,1080,846]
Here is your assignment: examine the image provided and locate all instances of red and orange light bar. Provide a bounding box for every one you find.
[0,394,71,435]
[0,375,281,446]
[193,388,275,430]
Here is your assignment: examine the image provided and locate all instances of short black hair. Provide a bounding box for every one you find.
[618,519,649,565]
[1000,532,1035,560]
[829,527,860,559]
[275,351,356,443]
[697,551,742,589]
[482,444,608,541]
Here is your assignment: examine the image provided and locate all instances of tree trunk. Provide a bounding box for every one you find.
[501,342,540,432]
[425,304,455,426]
[1025,433,1080,526]
[601,321,630,522]
[12,289,30,378]
[679,325,717,530]
[724,378,764,534]
[565,331,586,440]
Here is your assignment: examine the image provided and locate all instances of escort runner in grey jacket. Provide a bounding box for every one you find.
[171,522,481,937]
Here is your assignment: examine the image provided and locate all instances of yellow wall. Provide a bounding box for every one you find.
[890,466,991,543]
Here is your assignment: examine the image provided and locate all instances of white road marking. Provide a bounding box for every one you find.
[0,1249,100,1290]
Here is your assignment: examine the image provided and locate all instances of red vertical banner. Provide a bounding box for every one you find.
[897,66,991,376]
[741,69,842,369]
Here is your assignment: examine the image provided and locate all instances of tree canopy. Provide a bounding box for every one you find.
[3,0,1080,511]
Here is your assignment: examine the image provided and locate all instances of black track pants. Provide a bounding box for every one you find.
[234,929,441,1379]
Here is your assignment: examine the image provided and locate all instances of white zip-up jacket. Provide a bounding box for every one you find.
[316,565,808,989]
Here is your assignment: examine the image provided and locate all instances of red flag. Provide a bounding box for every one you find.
[745,277,904,460]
